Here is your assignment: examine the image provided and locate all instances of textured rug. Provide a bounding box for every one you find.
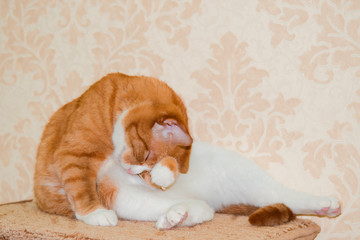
[0,200,320,240]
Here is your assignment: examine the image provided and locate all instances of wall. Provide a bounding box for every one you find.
[0,1,359,239]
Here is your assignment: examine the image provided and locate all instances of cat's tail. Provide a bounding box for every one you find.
[217,203,296,226]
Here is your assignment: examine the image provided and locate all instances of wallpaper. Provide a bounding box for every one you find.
[0,0,359,239]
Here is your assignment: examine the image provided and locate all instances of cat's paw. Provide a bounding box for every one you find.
[314,196,341,217]
[76,208,118,226]
[156,204,188,230]
[182,201,214,227]
[156,201,214,230]
[150,160,176,190]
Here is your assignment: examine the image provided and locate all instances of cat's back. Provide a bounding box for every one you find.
[97,73,185,108]
[36,73,186,164]
[36,97,80,163]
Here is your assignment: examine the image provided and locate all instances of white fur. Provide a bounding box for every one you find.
[97,141,340,228]
[41,181,65,195]
[58,188,65,195]
[112,111,127,160]
[75,208,118,226]
[150,162,175,188]
[94,115,341,228]
[122,163,151,175]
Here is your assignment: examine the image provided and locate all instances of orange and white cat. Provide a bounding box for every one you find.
[34,73,192,225]
[34,73,341,229]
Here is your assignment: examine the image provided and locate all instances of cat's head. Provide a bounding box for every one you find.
[119,103,192,182]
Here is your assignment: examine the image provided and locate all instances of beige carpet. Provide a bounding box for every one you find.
[0,200,320,240]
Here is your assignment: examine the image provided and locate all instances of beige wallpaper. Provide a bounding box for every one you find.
[1,0,359,238]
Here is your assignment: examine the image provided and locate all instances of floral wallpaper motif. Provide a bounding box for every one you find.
[257,0,360,83]
[189,32,303,168]
[0,0,359,239]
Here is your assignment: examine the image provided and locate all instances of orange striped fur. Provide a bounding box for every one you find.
[218,203,295,226]
[34,73,192,217]
[248,203,295,226]
[97,176,118,209]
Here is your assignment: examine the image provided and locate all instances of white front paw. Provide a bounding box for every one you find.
[151,162,175,189]
[156,201,214,230]
[76,209,118,226]
[183,201,214,226]
[156,205,188,230]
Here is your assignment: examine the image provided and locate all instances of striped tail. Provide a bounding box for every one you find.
[218,203,296,226]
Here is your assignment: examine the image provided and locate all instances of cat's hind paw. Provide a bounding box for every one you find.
[156,205,188,230]
[314,196,341,217]
[76,208,118,226]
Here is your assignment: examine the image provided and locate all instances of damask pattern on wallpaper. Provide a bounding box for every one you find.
[0,0,359,239]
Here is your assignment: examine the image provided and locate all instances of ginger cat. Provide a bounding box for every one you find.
[34,73,341,228]
[34,73,192,224]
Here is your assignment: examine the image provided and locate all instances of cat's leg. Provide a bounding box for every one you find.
[74,176,118,226]
[280,191,341,217]
[244,176,341,218]
[55,156,117,226]
[35,173,116,225]
[34,174,74,217]
[156,199,214,230]
[211,161,340,218]
[215,176,340,226]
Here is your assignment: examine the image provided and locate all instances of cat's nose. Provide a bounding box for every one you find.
[126,169,133,174]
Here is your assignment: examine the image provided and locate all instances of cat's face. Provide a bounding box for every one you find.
[119,103,192,184]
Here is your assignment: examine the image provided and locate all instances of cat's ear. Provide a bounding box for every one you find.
[152,119,192,146]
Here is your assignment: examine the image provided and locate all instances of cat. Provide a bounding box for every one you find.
[34,73,193,224]
[34,72,341,229]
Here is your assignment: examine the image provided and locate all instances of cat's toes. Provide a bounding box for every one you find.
[315,196,341,217]
[156,205,188,230]
[76,209,118,226]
